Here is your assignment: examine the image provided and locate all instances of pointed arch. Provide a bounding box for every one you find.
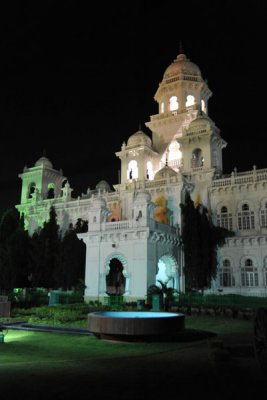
[191,148,204,168]
[156,254,179,290]
[104,253,130,295]
[28,182,36,199]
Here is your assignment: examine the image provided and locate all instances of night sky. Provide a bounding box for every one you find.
[1,1,266,216]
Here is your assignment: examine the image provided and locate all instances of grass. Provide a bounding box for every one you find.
[1,315,266,399]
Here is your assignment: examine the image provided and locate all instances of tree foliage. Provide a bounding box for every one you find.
[0,208,29,292]
[35,206,60,289]
[0,206,87,294]
[55,227,86,290]
[147,279,178,311]
[180,192,234,291]
[74,218,88,233]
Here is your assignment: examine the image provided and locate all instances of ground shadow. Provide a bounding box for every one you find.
[96,328,217,343]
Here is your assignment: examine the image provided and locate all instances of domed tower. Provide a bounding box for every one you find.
[178,113,227,175]
[132,190,153,227]
[95,180,111,193]
[145,50,212,162]
[18,154,66,204]
[115,129,159,185]
[88,195,110,231]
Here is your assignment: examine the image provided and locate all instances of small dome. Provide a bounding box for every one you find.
[163,53,202,80]
[92,196,107,208]
[134,190,152,204]
[188,114,212,131]
[127,130,152,148]
[154,165,177,180]
[95,180,111,192]
[35,156,53,169]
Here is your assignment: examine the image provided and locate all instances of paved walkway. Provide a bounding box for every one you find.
[2,321,93,335]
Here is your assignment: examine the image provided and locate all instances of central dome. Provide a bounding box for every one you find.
[127,130,152,148]
[35,156,53,169]
[154,165,177,180]
[163,53,202,80]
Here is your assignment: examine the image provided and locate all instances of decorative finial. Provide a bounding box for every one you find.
[43,148,46,157]
[138,122,142,131]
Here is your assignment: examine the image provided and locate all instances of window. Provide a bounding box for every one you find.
[160,102,164,113]
[241,259,258,287]
[217,206,233,231]
[260,202,267,227]
[219,259,234,287]
[186,95,195,107]
[136,210,142,221]
[28,183,36,199]
[191,148,203,168]
[128,160,138,180]
[146,161,153,180]
[201,99,207,113]
[47,183,55,199]
[169,96,179,111]
[238,203,255,230]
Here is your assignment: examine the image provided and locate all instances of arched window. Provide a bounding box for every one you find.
[217,206,233,231]
[241,258,258,286]
[238,203,255,230]
[146,161,153,180]
[106,258,125,295]
[201,99,207,113]
[160,102,164,113]
[136,210,142,221]
[169,96,179,112]
[128,160,138,180]
[47,183,55,199]
[260,201,267,228]
[219,259,234,287]
[28,183,36,199]
[186,95,195,107]
[160,142,182,170]
[191,148,203,168]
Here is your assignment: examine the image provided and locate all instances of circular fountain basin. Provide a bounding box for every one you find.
[88,311,185,341]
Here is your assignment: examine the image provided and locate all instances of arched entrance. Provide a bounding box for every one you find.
[156,254,179,290]
[106,258,126,295]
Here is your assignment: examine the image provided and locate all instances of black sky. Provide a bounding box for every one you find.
[0,1,266,215]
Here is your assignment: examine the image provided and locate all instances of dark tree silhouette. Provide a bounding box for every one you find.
[180,192,234,291]
[74,218,88,233]
[55,227,86,290]
[36,206,60,289]
[0,208,29,292]
[28,229,43,287]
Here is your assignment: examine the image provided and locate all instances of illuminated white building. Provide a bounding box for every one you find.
[16,50,267,300]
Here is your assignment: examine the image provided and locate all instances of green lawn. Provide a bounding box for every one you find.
[0,315,265,399]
